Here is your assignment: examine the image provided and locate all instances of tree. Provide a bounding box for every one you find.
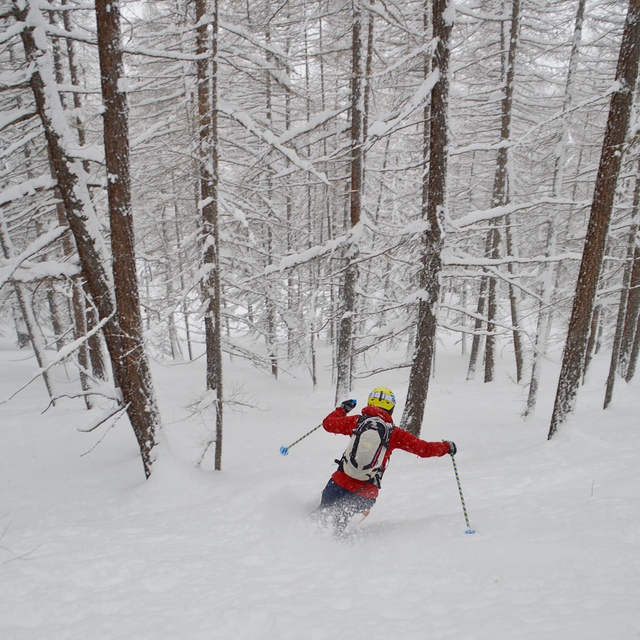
[335,0,365,402]
[400,0,453,436]
[195,0,223,470]
[483,0,521,384]
[604,156,640,408]
[95,0,162,476]
[620,241,640,379]
[525,0,587,417]
[0,209,59,402]
[548,0,640,439]
[12,0,121,381]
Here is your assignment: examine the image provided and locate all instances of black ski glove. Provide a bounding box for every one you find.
[340,399,357,414]
[446,441,457,456]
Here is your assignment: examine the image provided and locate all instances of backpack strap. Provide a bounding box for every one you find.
[349,418,389,471]
[335,416,394,488]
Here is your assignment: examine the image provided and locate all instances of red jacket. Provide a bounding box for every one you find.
[323,404,450,499]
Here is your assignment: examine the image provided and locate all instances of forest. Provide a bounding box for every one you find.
[1,0,639,477]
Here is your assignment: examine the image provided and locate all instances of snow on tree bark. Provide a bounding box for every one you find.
[13,1,123,383]
[620,244,640,379]
[549,0,640,439]
[525,0,586,417]
[624,312,640,382]
[335,1,364,403]
[485,0,520,384]
[95,0,162,477]
[195,0,223,470]
[0,212,58,402]
[401,0,452,436]
[604,157,640,408]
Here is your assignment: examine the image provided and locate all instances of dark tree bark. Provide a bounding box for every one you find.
[504,218,524,382]
[466,238,491,380]
[624,313,640,381]
[583,302,602,382]
[263,23,279,381]
[84,284,108,382]
[485,0,520,383]
[95,0,162,476]
[196,0,223,470]
[604,158,640,407]
[14,1,123,388]
[61,0,107,385]
[335,0,364,402]
[619,168,640,378]
[525,0,585,416]
[483,224,501,382]
[400,0,452,436]
[621,246,640,378]
[549,0,640,439]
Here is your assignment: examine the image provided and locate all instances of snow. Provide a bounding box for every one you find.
[0,176,55,206]
[218,101,329,186]
[0,333,639,640]
[368,70,440,139]
[0,226,77,290]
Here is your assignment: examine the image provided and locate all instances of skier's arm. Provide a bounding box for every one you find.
[392,428,451,458]
[322,407,359,436]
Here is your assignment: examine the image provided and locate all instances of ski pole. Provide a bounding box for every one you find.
[450,454,476,535]
[280,424,322,456]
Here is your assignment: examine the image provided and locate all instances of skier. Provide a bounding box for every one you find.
[316,386,456,535]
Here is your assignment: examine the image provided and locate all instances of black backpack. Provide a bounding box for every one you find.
[337,415,394,488]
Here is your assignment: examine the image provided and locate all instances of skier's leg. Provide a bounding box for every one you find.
[334,494,376,536]
[312,479,349,528]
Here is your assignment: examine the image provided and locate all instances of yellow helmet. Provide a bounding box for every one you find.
[367,386,396,413]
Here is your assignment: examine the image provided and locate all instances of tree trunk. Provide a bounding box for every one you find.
[583,303,602,383]
[335,0,364,402]
[549,0,640,439]
[84,284,108,382]
[171,190,194,362]
[484,224,501,382]
[524,219,557,417]
[504,216,525,382]
[15,2,122,382]
[603,157,640,407]
[62,0,107,387]
[0,213,58,402]
[467,266,488,381]
[96,0,162,476]
[621,245,640,378]
[485,0,520,383]
[624,313,640,382]
[195,0,223,470]
[525,0,585,416]
[400,0,452,436]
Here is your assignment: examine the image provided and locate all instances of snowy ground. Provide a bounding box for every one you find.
[0,333,639,640]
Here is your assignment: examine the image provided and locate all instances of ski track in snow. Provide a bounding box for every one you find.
[0,336,639,640]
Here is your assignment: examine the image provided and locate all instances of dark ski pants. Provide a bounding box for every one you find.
[317,479,376,535]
